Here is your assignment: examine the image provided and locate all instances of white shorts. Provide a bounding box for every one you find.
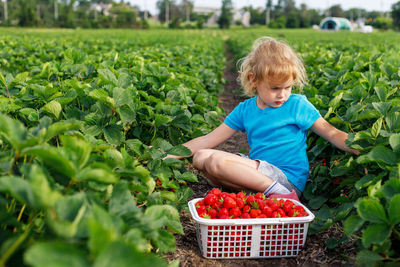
[238,153,301,196]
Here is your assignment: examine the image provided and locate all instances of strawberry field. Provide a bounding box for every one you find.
[0,28,399,266]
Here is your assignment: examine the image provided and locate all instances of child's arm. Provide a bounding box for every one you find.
[311,117,360,155]
[166,123,237,159]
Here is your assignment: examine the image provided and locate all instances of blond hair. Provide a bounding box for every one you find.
[237,36,307,97]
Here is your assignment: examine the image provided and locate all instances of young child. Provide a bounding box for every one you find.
[168,36,359,199]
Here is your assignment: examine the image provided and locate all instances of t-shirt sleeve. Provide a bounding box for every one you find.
[295,95,321,130]
[224,101,245,132]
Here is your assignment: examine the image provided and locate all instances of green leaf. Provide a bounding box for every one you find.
[22,145,76,179]
[131,165,155,194]
[93,241,167,267]
[178,172,198,182]
[60,135,92,169]
[11,72,29,86]
[104,148,123,168]
[372,102,391,116]
[343,215,365,235]
[98,69,118,86]
[362,223,391,248]
[371,117,383,139]
[166,145,192,157]
[152,229,176,253]
[41,100,62,119]
[388,194,400,224]
[0,113,31,150]
[88,89,115,107]
[44,120,82,142]
[77,163,119,184]
[113,87,132,107]
[0,72,6,86]
[161,191,178,202]
[357,198,388,223]
[314,205,332,220]
[28,165,62,209]
[88,218,116,257]
[308,196,328,209]
[145,205,183,235]
[329,92,343,109]
[24,241,90,267]
[367,145,397,165]
[356,250,384,263]
[0,176,35,206]
[374,86,387,102]
[109,181,139,217]
[104,124,125,146]
[389,133,400,153]
[326,237,347,249]
[154,114,173,127]
[125,139,143,155]
[386,112,400,132]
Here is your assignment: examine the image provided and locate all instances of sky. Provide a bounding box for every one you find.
[128,0,399,15]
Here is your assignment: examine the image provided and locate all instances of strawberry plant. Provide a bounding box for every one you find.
[0,29,226,266]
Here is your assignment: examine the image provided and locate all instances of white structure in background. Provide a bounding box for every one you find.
[192,6,250,27]
[193,6,220,26]
[233,9,250,27]
[90,3,113,16]
[360,25,373,33]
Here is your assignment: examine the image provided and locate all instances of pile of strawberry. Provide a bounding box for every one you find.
[195,188,308,219]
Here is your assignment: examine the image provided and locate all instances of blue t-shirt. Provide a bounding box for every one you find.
[224,94,321,191]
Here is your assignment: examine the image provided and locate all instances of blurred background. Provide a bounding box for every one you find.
[0,0,399,31]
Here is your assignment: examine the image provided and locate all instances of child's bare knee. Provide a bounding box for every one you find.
[193,149,212,170]
[204,153,224,174]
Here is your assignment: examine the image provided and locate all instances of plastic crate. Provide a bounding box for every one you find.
[188,198,315,259]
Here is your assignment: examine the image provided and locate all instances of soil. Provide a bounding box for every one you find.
[164,45,357,267]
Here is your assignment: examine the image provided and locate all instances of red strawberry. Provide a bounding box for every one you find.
[241,212,251,219]
[262,206,273,217]
[229,207,242,218]
[218,208,229,218]
[236,198,245,209]
[208,208,217,219]
[255,192,265,200]
[283,200,295,213]
[250,209,261,218]
[246,195,255,203]
[223,196,237,209]
[242,205,251,213]
[210,188,222,196]
[204,194,218,206]
[237,192,245,199]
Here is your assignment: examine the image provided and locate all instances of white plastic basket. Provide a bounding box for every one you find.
[188,198,315,259]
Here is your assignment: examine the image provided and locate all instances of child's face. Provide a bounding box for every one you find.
[256,78,293,109]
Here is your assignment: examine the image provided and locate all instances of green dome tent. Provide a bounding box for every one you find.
[320,17,352,31]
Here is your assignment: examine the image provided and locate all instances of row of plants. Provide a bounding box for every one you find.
[0,29,226,266]
[227,29,400,264]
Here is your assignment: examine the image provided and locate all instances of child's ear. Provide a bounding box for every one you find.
[248,73,257,89]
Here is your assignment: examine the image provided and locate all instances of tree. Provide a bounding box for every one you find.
[265,0,272,25]
[109,2,137,28]
[274,0,283,18]
[299,3,310,28]
[308,9,323,26]
[157,0,178,24]
[328,4,344,17]
[344,8,367,21]
[392,1,400,29]
[217,0,232,29]
[16,0,39,26]
[3,0,8,23]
